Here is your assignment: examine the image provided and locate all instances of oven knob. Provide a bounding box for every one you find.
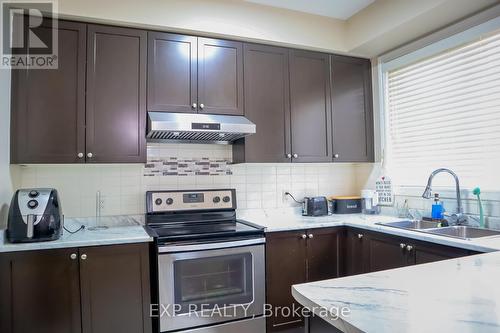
[166,198,174,205]
[28,190,39,198]
[27,199,38,209]
[213,196,221,203]
[154,198,163,206]
[222,196,231,203]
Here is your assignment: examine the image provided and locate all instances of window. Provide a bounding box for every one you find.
[385,28,500,190]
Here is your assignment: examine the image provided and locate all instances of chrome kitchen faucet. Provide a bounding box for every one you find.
[422,168,468,225]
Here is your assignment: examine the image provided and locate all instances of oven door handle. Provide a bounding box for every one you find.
[158,238,266,253]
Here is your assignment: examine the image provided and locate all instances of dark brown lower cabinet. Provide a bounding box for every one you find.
[363,231,410,272]
[79,244,151,333]
[346,229,473,273]
[267,227,477,333]
[0,248,81,333]
[266,228,342,332]
[0,243,151,333]
[266,230,307,332]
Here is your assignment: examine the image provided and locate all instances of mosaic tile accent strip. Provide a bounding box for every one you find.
[144,157,232,176]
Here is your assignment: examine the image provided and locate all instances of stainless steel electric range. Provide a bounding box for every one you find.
[146,189,266,333]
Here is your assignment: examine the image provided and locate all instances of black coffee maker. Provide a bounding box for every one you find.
[7,188,63,243]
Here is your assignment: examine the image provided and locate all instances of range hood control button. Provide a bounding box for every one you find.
[155,198,163,206]
[223,196,230,203]
[213,196,221,203]
[166,198,174,205]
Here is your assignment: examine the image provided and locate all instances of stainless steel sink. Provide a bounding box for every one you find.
[425,226,500,239]
[377,220,442,230]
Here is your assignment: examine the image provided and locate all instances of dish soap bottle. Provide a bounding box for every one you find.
[431,193,444,219]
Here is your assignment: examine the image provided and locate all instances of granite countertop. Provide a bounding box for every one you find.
[237,208,500,252]
[0,215,152,253]
[292,251,500,333]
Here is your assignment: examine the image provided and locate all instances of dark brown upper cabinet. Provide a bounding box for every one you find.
[10,20,86,164]
[289,50,333,162]
[198,38,244,115]
[147,32,197,113]
[147,34,243,115]
[86,25,147,163]
[331,55,374,162]
[233,44,290,163]
[0,244,151,333]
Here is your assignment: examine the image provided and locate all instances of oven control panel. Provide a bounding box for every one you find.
[147,189,236,212]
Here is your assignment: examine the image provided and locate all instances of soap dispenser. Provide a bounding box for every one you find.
[431,193,444,219]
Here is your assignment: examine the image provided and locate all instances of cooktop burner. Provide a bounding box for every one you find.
[145,189,264,243]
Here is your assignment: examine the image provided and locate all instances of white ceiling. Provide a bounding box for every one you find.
[244,0,376,20]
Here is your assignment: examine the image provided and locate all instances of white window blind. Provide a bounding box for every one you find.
[386,29,500,190]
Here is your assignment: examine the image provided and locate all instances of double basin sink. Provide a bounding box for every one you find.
[377,220,500,240]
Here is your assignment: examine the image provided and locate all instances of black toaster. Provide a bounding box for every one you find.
[302,196,331,216]
[7,188,63,243]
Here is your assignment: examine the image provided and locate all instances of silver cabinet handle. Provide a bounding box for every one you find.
[301,234,307,239]
[81,254,87,260]
[406,245,413,251]
[199,103,205,110]
[308,233,314,239]
[286,154,292,158]
[191,103,197,109]
[77,153,84,158]
[87,153,93,158]
[334,154,339,159]
[400,243,406,249]
[293,153,298,158]
[357,233,364,239]
[70,253,77,260]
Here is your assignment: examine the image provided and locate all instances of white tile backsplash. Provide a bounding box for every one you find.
[14,143,370,218]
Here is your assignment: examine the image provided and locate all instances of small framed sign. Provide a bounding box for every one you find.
[376,176,394,206]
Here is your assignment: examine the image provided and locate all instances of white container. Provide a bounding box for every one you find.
[361,189,381,215]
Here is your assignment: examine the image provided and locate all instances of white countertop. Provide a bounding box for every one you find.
[0,216,152,253]
[238,208,500,252]
[292,251,500,333]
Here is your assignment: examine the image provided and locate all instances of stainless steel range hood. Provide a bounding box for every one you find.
[147,112,256,144]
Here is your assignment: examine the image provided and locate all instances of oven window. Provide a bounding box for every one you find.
[173,253,253,314]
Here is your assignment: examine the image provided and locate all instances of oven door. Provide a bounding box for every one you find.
[157,238,265,332]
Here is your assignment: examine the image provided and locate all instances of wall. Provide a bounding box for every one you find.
[15,143,367,218]
[56,0,347,54]
[346,0,498,57]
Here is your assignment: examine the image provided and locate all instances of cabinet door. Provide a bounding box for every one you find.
[289,50,333,162]
[0,248,81,333]
[364,232,408,272]
[266,231,307,332]
[79,243,151,333]
[147,32,197,112]
[10,20,86,164]
[306,228,341,282]
[413,241,469,265]
[235,44,291,162]
[86,25,147,163]
[198,37,244,115]
[344,228,366,276]
[331,56,374,162]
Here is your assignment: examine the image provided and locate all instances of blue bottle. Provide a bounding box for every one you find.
[431,193,444,219]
